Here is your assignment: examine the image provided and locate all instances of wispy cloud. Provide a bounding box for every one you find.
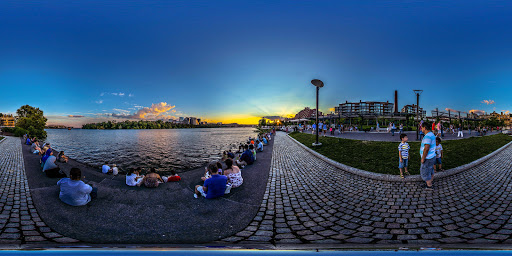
[502,110,510,115]
[444,108,458,112]
[100,92,105,96]
[481,99,495,105]
[95,100,103,104]
[129,93,134,97]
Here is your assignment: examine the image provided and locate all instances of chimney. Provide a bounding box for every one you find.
[394,90,398,113]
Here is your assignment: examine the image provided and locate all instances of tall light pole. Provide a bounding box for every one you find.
[312,79,324,146]
[413,90,423,140]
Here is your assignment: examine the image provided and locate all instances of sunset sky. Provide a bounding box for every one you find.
[1,1,511,126]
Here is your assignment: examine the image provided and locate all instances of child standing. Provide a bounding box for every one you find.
[398,134,411,178]
[435,137,444,172]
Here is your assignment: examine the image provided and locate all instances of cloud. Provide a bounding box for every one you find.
[112,93,118,96]
[469,109,486,115]
[100,92,105,96]
[109,102,177,120]
[96,100,103,104]
[119,93,125,96]
[444,108,458,112]
[68,115,85,118]
[502,110,510,115]
[481,100,495,105]
[129,94,134,97]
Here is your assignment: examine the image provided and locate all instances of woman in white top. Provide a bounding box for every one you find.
[223,159,243,188]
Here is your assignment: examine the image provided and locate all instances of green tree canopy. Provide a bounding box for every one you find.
[16,105,47,138]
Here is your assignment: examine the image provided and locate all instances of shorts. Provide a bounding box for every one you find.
[435,158,442,165]
[398,159,409,169]
[420,158,436,181]
[197,186,207,197]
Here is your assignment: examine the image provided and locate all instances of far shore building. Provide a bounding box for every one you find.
[294,107,323,119]
[0,114,16,127]
[490,111,512,128]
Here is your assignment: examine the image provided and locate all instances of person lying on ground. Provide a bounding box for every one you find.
[143,168,164,188]
[57,168,97,206]
[102,161,112,174]
[223,158,243,188]
[166,170,181,182]
[126,168,144,187]
[57,151,69,163]
[42,149,67,178]
[194,164,227,199]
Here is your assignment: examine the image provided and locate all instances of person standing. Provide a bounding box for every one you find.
[399,123,404,134]
[457,125,463,138]
[419,122,436,190]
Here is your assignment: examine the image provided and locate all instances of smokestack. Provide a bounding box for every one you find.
[394,90,398,113]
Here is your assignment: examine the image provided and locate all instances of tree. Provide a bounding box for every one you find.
[15,105,48,138]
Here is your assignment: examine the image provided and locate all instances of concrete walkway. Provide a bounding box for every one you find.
[222,132,512,245]
[0,137,78,244]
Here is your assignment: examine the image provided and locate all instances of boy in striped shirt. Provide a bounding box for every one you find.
[398,134,411,178]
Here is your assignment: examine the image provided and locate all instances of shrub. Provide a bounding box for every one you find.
[13,127,28,137]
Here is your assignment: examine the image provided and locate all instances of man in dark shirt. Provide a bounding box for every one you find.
[236,145,254,167]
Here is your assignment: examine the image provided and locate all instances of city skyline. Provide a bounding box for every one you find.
[1,1,511,126]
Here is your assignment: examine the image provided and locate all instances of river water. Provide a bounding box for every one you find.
[45,127,257,173]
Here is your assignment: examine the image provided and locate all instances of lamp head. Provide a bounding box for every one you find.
[311,79,324,88]
[413,89,423,95]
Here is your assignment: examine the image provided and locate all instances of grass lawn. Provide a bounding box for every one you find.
[0,136,3,140]
[289,132,512,175]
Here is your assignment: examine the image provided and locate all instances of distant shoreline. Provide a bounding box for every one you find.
[46,126,257,130]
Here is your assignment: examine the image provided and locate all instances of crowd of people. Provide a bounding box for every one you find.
[194,132,273,199]
[22,130,274,206]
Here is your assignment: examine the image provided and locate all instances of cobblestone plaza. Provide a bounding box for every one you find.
[1,132,512,246]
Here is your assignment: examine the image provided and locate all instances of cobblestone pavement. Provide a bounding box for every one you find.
[0,137,78,244]
[298,130,499,142]
[223,132,512,245]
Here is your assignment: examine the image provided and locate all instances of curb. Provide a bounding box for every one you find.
[287,134,512,182]
[0,136,6,144]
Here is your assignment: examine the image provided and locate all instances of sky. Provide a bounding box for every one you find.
[1,0,511,126]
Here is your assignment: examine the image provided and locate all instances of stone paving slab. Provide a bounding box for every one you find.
[0,136,79,245]
[221,131,512,245]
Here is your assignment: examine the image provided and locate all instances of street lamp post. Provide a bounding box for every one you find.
[311,79,324,146]
[413,90,423,140]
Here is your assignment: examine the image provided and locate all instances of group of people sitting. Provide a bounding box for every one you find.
[24,134,93,206]
[124,167,181,188]
[194,133,272,199]
[22,132,271,205]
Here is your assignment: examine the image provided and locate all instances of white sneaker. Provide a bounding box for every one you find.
[194,194,198,199]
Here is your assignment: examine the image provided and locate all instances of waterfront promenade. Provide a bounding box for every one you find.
[222,132,512,245]
[0,137,78,245]
[1,131,512,247]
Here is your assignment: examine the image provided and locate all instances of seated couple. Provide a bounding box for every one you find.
[57,168,97,206]
[101,162,119,175]
[195,159,243,199]
[126,168,181,188]
[42,149,67,178]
